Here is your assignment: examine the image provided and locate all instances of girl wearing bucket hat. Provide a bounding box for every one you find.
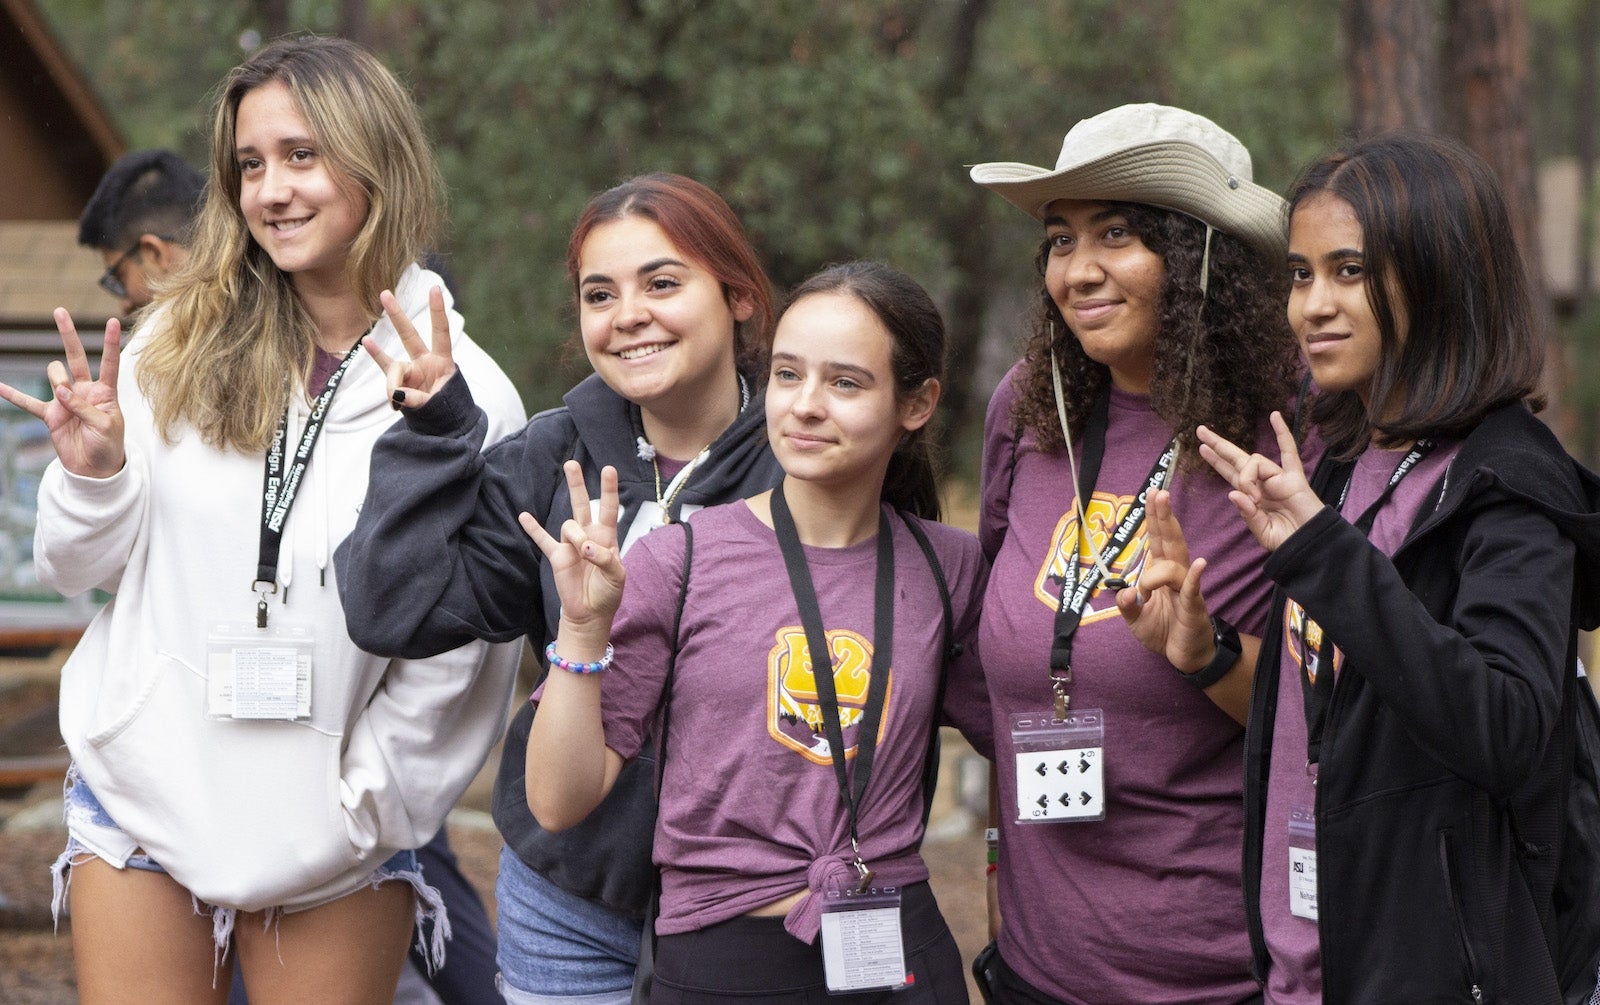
[969,103,1305,1003]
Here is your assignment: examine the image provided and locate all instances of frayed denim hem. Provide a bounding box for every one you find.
[369,852,449,974]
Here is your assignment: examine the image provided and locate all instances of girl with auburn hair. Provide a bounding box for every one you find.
[338,172,783,1002]
[522,261,992,1001]
[13,36,525,1003]
[1198,133,1600,1003]
[967,103,1304,1003]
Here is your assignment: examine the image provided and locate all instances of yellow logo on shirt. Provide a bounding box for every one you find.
[767,627,892,765]
[1033,490,1147,622]
[1284,598,1342,683]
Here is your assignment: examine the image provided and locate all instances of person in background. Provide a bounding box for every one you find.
[19,36,523,1003]
[77,149,204,315]
[967,103,1304,1003]
[338,173,783,1003]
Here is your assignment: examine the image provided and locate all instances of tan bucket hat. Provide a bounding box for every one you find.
[970,103,1287,260]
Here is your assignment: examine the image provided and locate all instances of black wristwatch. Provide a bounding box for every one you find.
[1180,615,1241,689]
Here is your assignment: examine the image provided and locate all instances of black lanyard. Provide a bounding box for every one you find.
[770,482,894,891]
[254,341,365,625]
[1048,392,1178,706]
[1299,440,1435,764]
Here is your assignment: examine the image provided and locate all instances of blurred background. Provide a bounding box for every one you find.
[14,0,1600,476]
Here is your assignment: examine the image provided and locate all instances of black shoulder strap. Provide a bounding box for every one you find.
[898,511,960,833]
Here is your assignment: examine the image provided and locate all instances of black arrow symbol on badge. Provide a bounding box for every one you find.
[1035,762,1048,777]
[1037,794,1049,809]
[1078,756,1091,773]
[1057,760,1071,774]
[1079,792,1093,805]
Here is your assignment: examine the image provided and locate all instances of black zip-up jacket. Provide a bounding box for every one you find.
[337,370,782,916]
[1243,404,1600,1004]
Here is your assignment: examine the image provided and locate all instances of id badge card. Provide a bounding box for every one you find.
[1289,804,1318,920]
[819,886,906,994]
[206,622,313,721]
[1011,709,1106,823]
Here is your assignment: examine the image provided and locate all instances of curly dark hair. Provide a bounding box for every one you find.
[1008,203,1299,468]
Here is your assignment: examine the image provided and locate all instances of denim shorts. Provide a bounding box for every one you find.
[494,845,638,1003]
[52,765,448,974]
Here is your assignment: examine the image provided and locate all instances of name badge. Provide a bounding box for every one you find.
[1289,804,1318,920]
[819,886,906,994]
[1010,710,1106,823]
[206,622,313,721]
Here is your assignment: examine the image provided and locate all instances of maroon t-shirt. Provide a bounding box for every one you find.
[979,366,1291,1004]
[596,500,993,941]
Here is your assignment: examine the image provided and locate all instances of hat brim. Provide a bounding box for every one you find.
[971,141,1287,261]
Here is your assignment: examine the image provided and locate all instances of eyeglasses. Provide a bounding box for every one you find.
[98,243,143,299]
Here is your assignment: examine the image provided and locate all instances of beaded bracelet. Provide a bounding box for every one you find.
[545,641,613,674]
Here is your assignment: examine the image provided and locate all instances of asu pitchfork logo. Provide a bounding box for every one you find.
[767,627,893,765]
[1034,490,1148,622]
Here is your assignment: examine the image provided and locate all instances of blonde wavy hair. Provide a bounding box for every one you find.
[140,35,443,452]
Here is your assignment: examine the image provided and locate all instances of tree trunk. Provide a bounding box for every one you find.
[1343,0,1441,134]
[1444,0,1564,431]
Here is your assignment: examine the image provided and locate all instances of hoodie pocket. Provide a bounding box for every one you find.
[1438,829,1485,1003]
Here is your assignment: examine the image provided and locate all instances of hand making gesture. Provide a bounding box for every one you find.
[0,309,125,479]
[365,286,456,411]
[1197,411,1323,552]
[1114,489,1217,673]
[519,461,626,641]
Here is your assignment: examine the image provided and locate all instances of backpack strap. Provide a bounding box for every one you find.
[897,511,961,832]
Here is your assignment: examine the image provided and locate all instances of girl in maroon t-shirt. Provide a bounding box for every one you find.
[522,262,994,1001]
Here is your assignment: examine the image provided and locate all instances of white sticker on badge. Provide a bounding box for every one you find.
[819,887,906,994]
[207,622,313,721]
[1010,710,1106,823]
[1289,804,1318,920]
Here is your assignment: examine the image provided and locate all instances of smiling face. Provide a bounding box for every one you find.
[765,291,934,494]
[1042,199,1167,393]
[576,215,751,424]
[1287,192,1394,407]
[235,79,369,296]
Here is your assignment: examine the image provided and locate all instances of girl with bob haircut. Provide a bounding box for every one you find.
[968,103,1305,1003]
[1198,133,1600,1002]
[13,35,525,1004]
[338,172,783,1002]
[519,260,993,1001]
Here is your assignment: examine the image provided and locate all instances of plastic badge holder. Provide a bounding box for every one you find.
[1011,709,1106,823]
[818,886,907,994]
[1289,804,1319,920]
[206,621,313,720]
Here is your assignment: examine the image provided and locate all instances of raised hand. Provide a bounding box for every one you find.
[364,286,456,410]
[519,462,625,637]
[0,309,125,478]
[1115,490,1216,671]
[1196,411,1322,552]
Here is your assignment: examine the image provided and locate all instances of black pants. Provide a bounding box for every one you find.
[987,945,1264,1005]
[650,882,967,1003]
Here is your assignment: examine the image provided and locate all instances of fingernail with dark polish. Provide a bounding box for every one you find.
[391,389,406,406]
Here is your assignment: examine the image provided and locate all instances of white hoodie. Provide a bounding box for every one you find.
[39,265,526,912]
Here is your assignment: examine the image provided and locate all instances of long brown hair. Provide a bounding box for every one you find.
[140,36,442,452]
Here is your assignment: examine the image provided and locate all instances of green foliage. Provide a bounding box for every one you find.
[39,0,1349,461]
